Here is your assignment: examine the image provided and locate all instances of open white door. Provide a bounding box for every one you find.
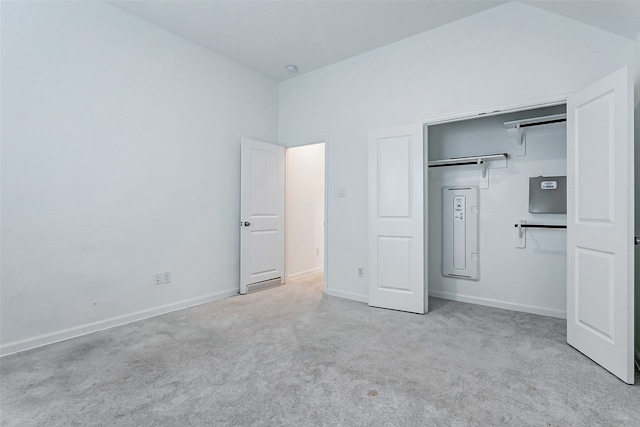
[567,66,635,384]
[368,125,425,314]
[240,138,285,294]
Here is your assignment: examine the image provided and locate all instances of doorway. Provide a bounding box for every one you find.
[285,142,326,286]
[426,104,568,318]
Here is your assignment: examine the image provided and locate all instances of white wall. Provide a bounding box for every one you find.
[285,143,325,280]
[279,1,635,302]
[428,106,567,317]
[1,1,278,354]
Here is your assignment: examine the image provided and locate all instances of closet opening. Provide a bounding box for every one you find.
[426,104,568,319]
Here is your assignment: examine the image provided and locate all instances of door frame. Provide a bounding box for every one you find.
[421,93,570,315]
[282,136,329,294]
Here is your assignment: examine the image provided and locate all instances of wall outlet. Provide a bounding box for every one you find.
[357,267,364,277]
[162,271,171,284]
[154,273,162,285]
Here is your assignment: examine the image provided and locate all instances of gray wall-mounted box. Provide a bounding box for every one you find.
[529,176,567,214]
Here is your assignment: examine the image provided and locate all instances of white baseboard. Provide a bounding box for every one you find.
[326,288,368,304]
[428,290,567,319]
[0,288,239,357]
[286,267,323,282]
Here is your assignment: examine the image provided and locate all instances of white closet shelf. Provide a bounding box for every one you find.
[428,153,508,168]
[503,113,566,130]
[428,153,508,189]
[504,113,566,157]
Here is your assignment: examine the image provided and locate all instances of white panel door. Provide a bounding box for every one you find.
[368,125,425,314]
[567,66,634,384]
[240,138,285,294]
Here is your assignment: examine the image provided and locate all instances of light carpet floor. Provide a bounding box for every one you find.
[1,274,638,426]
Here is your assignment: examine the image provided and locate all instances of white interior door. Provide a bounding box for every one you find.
[240,138,285,294]
[567,66,635,384]
[368,124,425,314]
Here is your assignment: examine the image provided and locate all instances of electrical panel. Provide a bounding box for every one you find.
[442,186,479,280]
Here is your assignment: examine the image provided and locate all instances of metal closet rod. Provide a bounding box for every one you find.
[513,224,567,229]
[519,118,566,128]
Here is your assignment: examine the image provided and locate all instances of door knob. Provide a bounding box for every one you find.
[244,221,251,227]
[635,236,640,246]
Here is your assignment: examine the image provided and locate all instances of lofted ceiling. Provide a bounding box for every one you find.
[109,1,640,81]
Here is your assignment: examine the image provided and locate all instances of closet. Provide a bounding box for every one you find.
[427,105,568,319]
[368,67,634,384]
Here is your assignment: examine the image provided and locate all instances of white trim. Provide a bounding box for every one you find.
[428,290,566,319]
[0,288,239,357]
[286,267,323,282]
[422,93,570,126]
[323,138,329,295]
[280,134,329,148]
[326,288,368,304]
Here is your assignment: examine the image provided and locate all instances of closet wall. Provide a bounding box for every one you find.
[427,105,568,318]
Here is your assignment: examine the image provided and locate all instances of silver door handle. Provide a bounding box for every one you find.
[635,236,640,246]
[243,221,251,227]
